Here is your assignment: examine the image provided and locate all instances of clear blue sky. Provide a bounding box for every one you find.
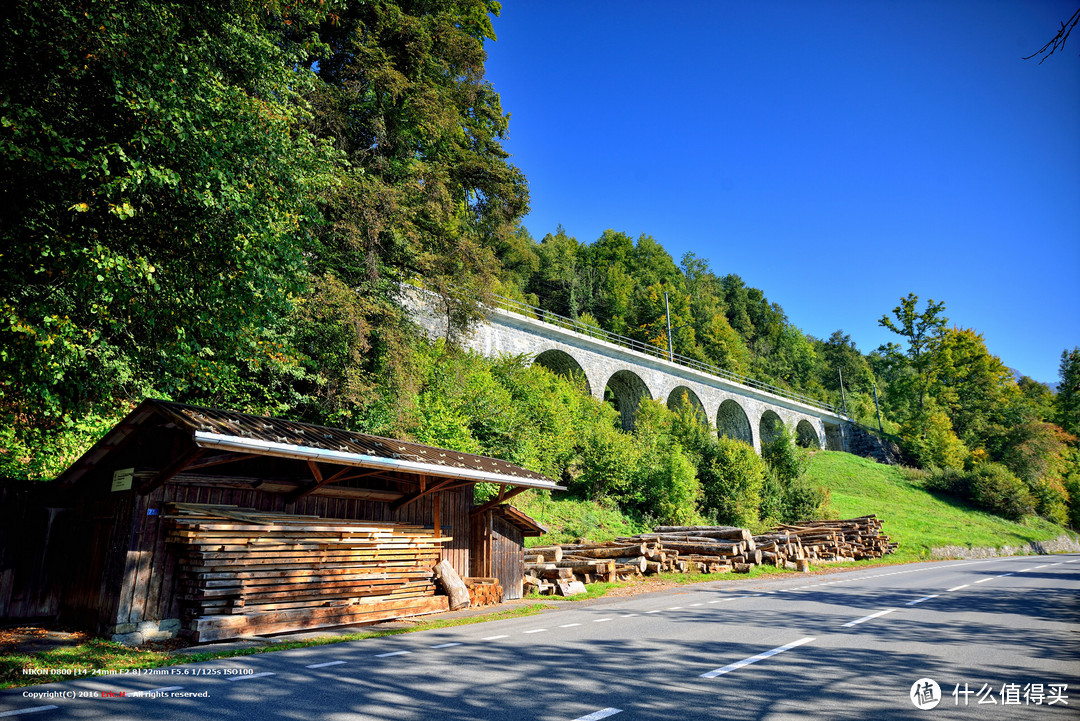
[484,1,1080,385]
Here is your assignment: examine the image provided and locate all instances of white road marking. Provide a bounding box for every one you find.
[572,708,623,721]
[1033,565,1048,569]
[374,650,411,658]
[227,671,276,681]
[482,635,508,640]
[906,595,939,606]
[667,606,683,610]
[842,608,898,627]
[946,584,970,592]
[431,642,461,649]
[999,572,1014,577]
[689,603,704,606]
[305,661,346,668]
[619,614,638,618]
[129,686,184,695]
[645,609,662,614]
[700,636,816,678]
[1019,568,1033,573]
[0,707,60,718]
[594,618,613,623]
[523,628,547,634]
[974,578,992,584]
[559,623,582,628]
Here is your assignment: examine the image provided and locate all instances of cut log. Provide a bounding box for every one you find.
[434,559,471,611]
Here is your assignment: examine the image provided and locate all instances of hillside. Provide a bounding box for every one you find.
[524,451,1073,563]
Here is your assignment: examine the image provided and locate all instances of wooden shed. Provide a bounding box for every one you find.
[0,399,560,643]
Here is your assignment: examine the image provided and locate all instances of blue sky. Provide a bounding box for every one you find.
[483,1,1080,384]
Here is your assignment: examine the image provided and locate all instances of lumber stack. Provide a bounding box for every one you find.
[463,577,503,607]
[522,516,896,591]
[164,503,451,642]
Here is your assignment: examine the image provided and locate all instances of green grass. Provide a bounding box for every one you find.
[803,451,1073,562]
[517,491,650,546]
[0,603,550,690]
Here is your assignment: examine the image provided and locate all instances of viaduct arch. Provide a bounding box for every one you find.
[404,287,851,454]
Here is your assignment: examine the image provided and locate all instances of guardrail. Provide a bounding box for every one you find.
[489,292,844,416]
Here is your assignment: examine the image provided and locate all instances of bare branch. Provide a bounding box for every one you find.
[1024,7,1080,63]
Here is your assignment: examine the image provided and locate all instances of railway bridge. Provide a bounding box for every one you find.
[404,287,853,455]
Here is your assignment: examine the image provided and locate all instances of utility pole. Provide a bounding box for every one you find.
[664,291,674,362]
[838,368,848,417]
[873,382,884,433]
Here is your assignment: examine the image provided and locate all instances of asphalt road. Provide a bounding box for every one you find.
[2,555,1078,720]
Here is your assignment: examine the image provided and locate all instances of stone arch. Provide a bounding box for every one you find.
[759,409,784,448]
[605,370,651,431]
[666,385,706,425]
[795,419,819,448]
[532,349,591,395]
[716,399,753,446]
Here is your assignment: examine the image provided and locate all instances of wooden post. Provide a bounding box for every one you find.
[432,493,441,561]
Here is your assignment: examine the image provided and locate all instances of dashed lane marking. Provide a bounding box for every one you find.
[842,608,898,627]
[559,623,582,628]
[482,635,508,641]
[700,637,816,678]
[374,651,411,658]
[571,708,623,721]
[0,707,59,718]
[227,672,275,682]
[431,642,461,649]
[974,578,992,584]
[594,618,613,623]
[906,595,939,606]
[946,584,970,592]
[523,628,547,634]
[305,661,346,668]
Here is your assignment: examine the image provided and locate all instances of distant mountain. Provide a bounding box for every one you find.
[1009,367,1058,393]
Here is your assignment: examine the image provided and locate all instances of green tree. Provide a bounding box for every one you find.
[878,293,948,417]
[1057,347,1080,436]
[1,0,336,428]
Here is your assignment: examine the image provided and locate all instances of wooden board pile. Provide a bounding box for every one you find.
[463,577,503,607]
[164,503,450,642]
[522,515,895,592]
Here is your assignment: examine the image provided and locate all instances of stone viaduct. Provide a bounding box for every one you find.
[404,287,853,455]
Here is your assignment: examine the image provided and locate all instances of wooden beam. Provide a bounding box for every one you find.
[390,478,459,512]
[139,446,205,495]
[470,487,528,516]
[184,452,258,471]
[285,463,381,504]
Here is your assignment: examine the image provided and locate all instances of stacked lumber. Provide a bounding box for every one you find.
[164,503,451,642]
[522,517,895,590]
[463,577,503,607]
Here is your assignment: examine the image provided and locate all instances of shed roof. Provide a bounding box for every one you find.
[57,399,564,493]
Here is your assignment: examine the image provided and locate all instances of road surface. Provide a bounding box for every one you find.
[2,554,1078,720]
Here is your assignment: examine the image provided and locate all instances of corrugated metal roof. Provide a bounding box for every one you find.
[153,400,560,489]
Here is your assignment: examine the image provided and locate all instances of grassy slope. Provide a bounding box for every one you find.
[517,451,1072,561]
[803,451,1070,562]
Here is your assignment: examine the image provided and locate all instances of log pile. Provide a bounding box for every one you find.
[463,577,504,607]
[522,516,895,592]
[771,515,898,563]
[165,503,451,642]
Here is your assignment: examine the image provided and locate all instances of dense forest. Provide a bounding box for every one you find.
[2,0,1077,531]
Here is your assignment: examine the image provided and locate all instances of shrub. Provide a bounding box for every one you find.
[924,462,1036,521]
[696,436,767,527]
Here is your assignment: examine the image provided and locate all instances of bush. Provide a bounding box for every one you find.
[696,436,767,527]
[925,462,1035,521]
[969,463,1036,520]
